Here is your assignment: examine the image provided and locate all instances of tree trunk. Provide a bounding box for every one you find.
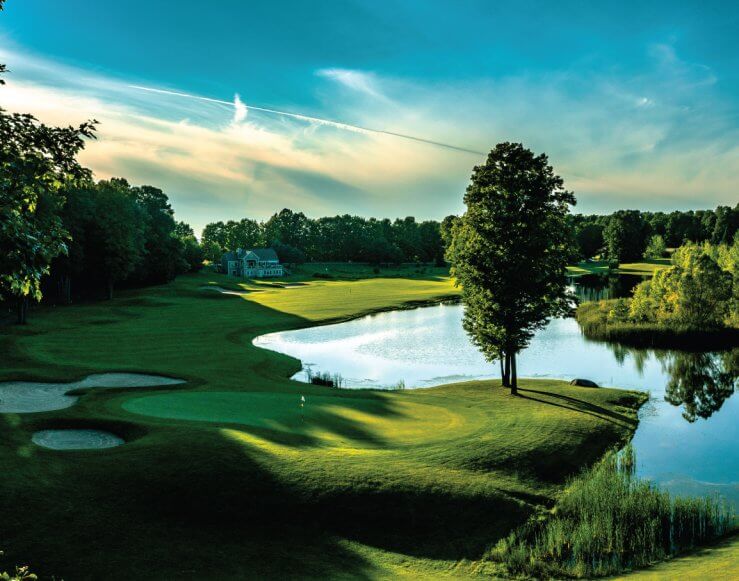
[499,355,505,386]
[510,352,518,395]
[106,278,114,300]
[61,274,72,304]
[503,352,511,387]
[16,296,28,325]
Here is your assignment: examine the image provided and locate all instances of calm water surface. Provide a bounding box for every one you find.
[255,301,738,506]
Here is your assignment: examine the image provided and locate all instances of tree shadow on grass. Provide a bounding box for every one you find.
[0,429,383,580]
[123,430,532,563]
[516,388,638,428]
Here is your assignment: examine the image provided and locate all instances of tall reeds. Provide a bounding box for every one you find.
[489,445,735,578]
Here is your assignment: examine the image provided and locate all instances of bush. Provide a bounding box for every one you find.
[305,369,344,388]
[489,446,735,578]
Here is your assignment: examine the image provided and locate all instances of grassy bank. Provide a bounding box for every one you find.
[576,300,739,350]
[613,533,739,580]
[0,271,647,579]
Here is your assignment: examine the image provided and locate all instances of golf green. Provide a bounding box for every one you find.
[122,390,466,447]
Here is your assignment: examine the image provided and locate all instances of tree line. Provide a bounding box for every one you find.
[201,209,451,265]
[202,206,738,269]
[571,205,739,263]
[0,32,201,323]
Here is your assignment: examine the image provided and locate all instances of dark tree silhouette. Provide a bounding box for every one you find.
[448,143,575,394]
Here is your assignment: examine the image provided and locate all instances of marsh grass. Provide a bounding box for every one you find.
[489,445,735,578]
[576,300,739,349]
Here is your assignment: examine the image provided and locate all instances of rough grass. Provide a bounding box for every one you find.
[0,271,647,579]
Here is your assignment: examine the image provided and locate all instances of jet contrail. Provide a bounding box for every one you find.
[128,84,485,156]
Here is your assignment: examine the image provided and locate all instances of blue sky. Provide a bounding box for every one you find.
[1,1,737,233]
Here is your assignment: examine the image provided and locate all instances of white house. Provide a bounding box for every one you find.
[220,248,284,278]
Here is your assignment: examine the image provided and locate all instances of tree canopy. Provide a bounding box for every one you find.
[448,142,575,393]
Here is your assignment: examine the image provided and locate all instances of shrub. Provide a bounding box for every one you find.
[305,368,344,388]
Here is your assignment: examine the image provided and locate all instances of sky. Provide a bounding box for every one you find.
[1,1,737,234]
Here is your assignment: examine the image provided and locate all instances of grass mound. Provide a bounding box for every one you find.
[489,445,735,578]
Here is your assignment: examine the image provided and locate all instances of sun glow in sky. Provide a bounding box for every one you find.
[1,1,737,233]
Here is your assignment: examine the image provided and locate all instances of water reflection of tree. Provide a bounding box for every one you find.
[660,350,738,422]
[572,274,646,303]
[606,344,737,422]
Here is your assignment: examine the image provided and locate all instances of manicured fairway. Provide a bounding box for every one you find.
[567,259,671,277]
[0,270,648,579]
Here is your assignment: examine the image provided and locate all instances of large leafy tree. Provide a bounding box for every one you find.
[0,18,97,322]
[225,218,264,250]
[88,180,146,299]
[448,142,575,394]
[603,210,649,262]
[174,221,204,272]
[128,183,184,284]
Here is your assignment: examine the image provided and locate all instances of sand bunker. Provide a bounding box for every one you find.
[200,285,249,296]
[32,429,125,450]
[0,373,185,413]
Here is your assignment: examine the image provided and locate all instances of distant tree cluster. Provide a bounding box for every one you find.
[608,238,739,330]
[45,179,202,305]
[201,209,449,266]
[569,206,739,262]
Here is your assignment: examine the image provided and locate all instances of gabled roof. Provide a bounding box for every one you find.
[222,248,280,262]
[248,248,279,262]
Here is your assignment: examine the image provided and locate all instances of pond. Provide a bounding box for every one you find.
[255,301,738,507]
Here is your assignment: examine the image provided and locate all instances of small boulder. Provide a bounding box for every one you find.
[570,378,599,388]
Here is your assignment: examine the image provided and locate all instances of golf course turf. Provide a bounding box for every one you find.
[0,270,650,579]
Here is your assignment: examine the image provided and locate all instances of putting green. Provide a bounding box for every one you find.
[121,391,467,447]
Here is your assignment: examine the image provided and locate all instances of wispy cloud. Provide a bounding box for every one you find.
[233,93,247,123]
[0,39,736,234]
[316,68,389,102]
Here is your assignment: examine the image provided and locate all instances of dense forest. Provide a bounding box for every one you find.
[44,179,203,302]
[202,205,739,266]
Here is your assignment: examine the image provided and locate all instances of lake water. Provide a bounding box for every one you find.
[255,300,738,507]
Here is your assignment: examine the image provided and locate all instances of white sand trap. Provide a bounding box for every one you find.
[0,373,185,413]
[32,429,124,450]
[200,285,249,296]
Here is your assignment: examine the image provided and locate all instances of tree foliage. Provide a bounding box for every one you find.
[448,143,575,393]
[202,210,449,265]
[643,234,666,259]
[0,37,97,321]
[610,240,739,330]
